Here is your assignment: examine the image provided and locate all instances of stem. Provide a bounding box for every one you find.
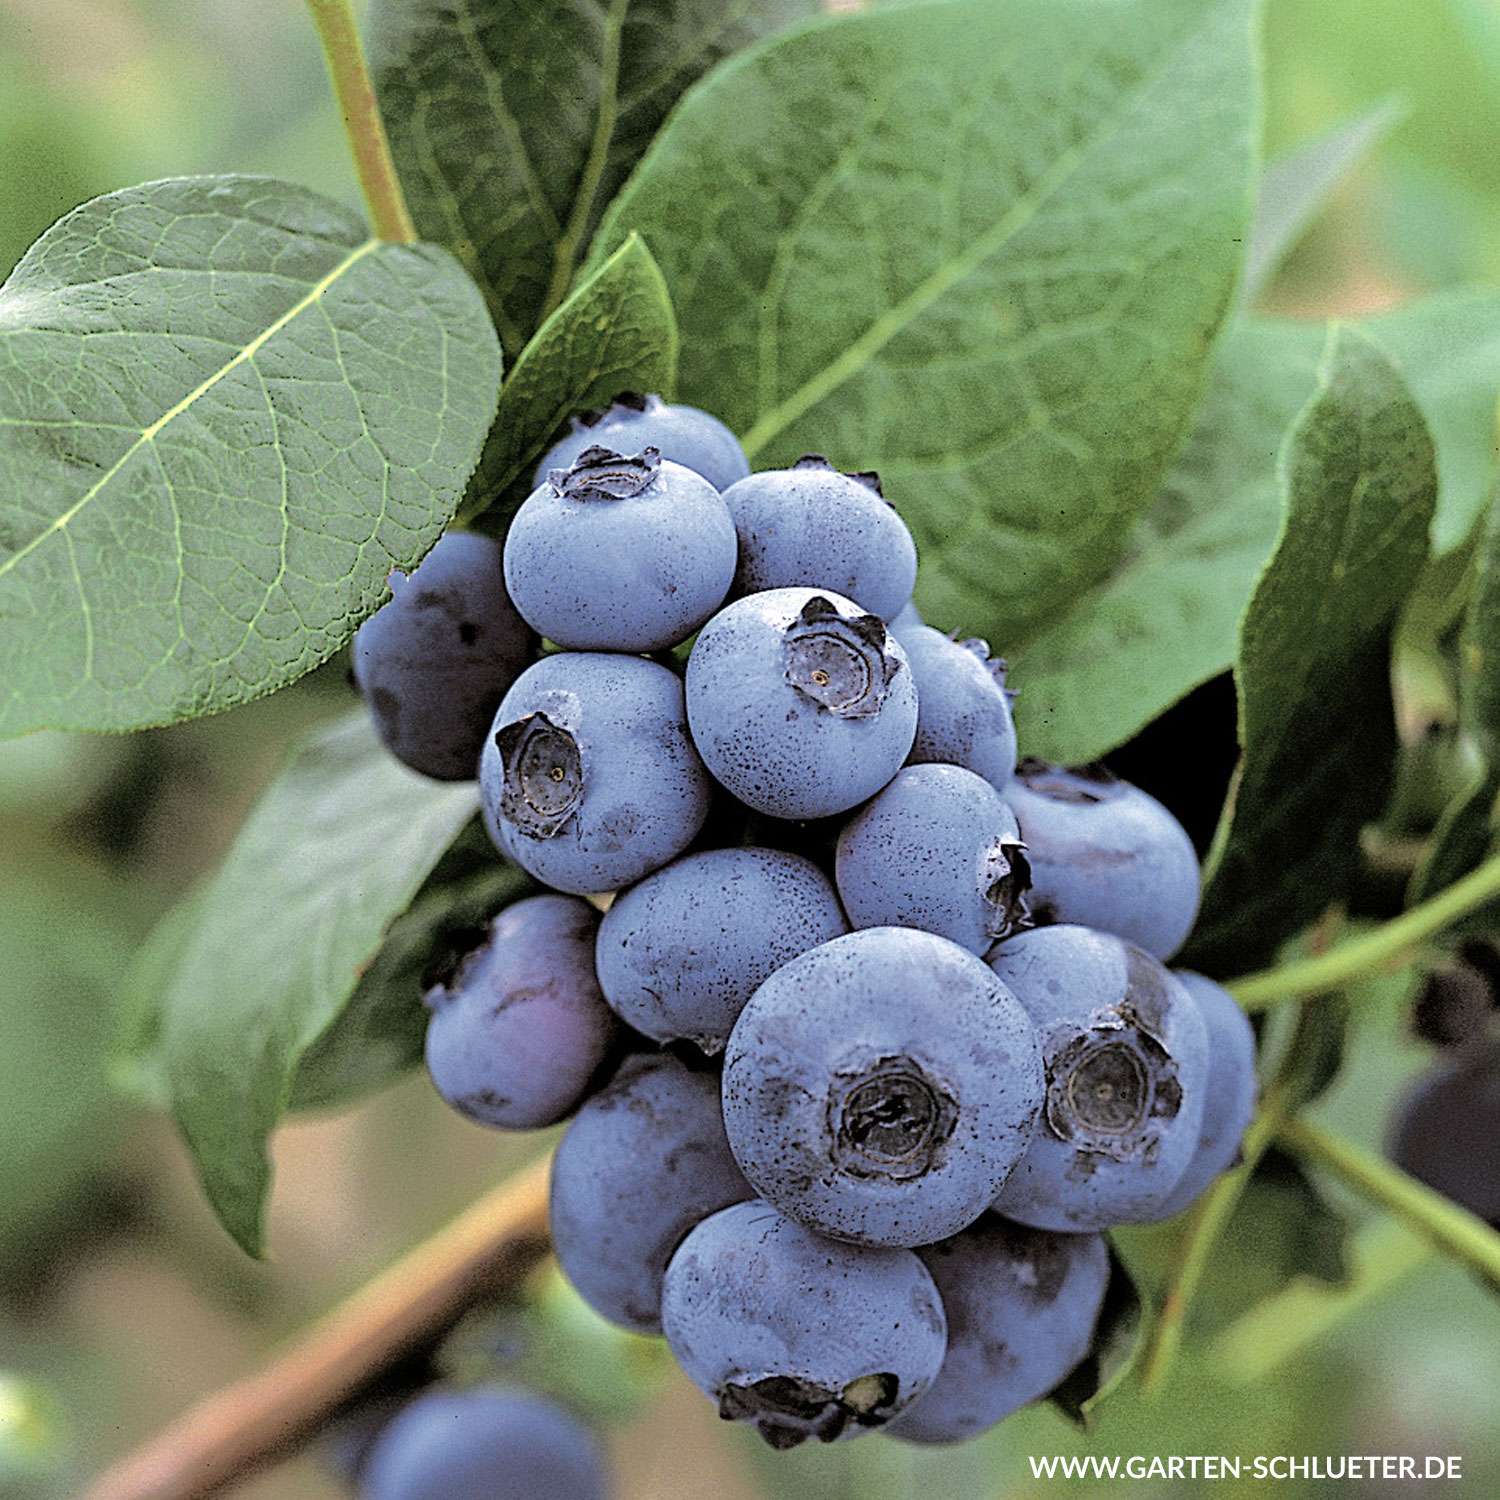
[1229,849,1500,1010]
[1137,1092,1285,1395]
[1278,1116,1500,1288]
[306,0,417,243]
[82,1155,551,1500]
[1211,1219,1431,1384]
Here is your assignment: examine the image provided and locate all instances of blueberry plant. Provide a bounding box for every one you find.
[5,0,1500,1495]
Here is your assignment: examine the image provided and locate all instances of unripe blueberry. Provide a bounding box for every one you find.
[534,391,750,491]
[505,446,737,652]
[686,589,918,819]
[480,652,711,893]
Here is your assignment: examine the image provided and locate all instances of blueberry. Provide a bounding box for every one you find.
[722,927,1043,1246]
[359,1386,607,1500]
[1386,1039,1500,1227]
[423,895,618,1129]
[686,589,918,819]
[505,446,737,652]
[890,599,925,641]
[721,456,918,620]
[551,1053,752,1333]
[596,847,847,1053]
[1150,971,1258,1218]
[835,764,1030,956]
[353,532,535,781]
[480,653,711,893]
[988,925,1209,1230]
[1005,760,1201,960]
[886,1217,1110,1444]
[660,1200,947,1448]
[534,391,749,492]
[900,627,1017,793]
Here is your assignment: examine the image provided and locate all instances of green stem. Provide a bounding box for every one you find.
[1136,1094,1285,1395]
[1211,1219,1431,1384]
[1278,1116,1500,1289]
[306,0,417,244]
[1229,849,1500,1010]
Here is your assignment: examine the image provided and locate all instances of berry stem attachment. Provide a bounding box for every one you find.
[80,1155,551,1500]
[1228,849,1500,1010]
[305,0,417,244]
[1276,1116,1500,1291]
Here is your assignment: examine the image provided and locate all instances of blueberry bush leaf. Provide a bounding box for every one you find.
[1187,324,1437,975]
[368,0,817,363]
[1242,100,1403,306]
[1012,321,1324,764]
[460,233,677,528]
[592,0,1260,644]
[0,177,501,738]
[160,712,485,1256]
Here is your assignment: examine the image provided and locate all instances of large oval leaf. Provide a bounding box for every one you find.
[0,177,501,737]
[592,0,1261,643]
[369,0,816,362]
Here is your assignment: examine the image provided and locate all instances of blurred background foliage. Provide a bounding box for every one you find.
[1,1,1498,1497]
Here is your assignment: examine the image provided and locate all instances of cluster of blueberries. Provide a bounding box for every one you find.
[350,393,1261,1465]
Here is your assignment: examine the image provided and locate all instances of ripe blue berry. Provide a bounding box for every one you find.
[1151,971,1258,1218]
[661,1200,947,1448]
[359,1386,607,1500]
[887,1217,1110,1444]
[480,653,711,893]
[550,1053,752,1333]
[890,599,925,641]
[723,927,1043,1247]
[1387,1039,1500,1227]
[835,764,1030,955]
[423,895,618,1130]
[534,391,749,492]
[505,446,737,652]
[721,456,918,620]
[900,627,1017,793]
[1005,760,1201,960]
[988,925,1209,1230]
[596,847,847,1053]
[686,589,918,819]
[353,532,535,781]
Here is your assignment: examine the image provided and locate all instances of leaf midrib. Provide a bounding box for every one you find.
[0,237,381,585]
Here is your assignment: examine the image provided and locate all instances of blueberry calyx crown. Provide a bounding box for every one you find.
[783,596,902,718]
[549,444,662,500]
[719,1371,901,1450]
[829,1055,958,1180]
[792,452,885,499]
[1016,757,1120,805]
[957,635,1016,699]
[1040,949,1184,1160]
[572,389,658,429]
[495,711,584,838]
[980,837,1032,941]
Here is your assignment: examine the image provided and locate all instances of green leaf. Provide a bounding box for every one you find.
[1012,319,1323,763]
[161,712,483,1256]
[289,822,530,1111]
[460,234,677,527]
[591,0,1261,643]
[1243,100,1403,305]
[1187,325,1437,974]
[0,177,501,737]
[1048,1241,1147,1425]
[368,0,816,362]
